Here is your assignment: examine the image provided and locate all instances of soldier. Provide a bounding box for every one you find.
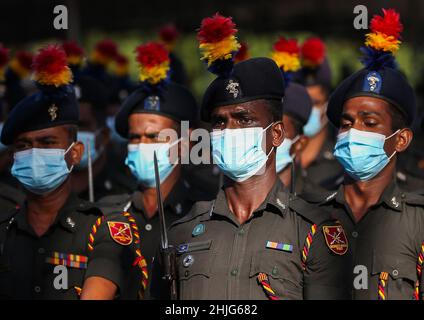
[0,45,144,300]
[0,44,24,213]
[150,14,349,300]
[270,37,312,193]
[295,37,344,193]
[98,42,200,287]
[70,75,136,201]
[317,9,424,300]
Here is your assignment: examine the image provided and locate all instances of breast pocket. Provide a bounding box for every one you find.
[372,253,417,300]
[249,249,302,300]
[177,240,215,300]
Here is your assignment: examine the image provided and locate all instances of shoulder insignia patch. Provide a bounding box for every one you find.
[322,225,348,255]
[107,221,133,246]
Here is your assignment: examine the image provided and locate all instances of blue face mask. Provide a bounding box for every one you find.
[303,106,325,137]
[276,136,299,173]
[76,131,103,169]
[210,124,274,182]
[125,140,180,187]
[334,128,399,181]
[11,143,75,195]
[107,116,127,144]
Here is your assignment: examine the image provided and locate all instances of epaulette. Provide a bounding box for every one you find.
[169,200,214,229]
[299,191,335,204]
[97,194,132,214]
[402,192,424,207]
[289,195,336,226]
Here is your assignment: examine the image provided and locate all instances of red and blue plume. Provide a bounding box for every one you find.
[91,39,118,65]
[159,24,180,45]
[9,50,33,79]
[135,41,170,92]
[62,41,84,66]
[33,45,72,87]
[197,13,241,77]
[0,43,10,81]
[301,37,326,68]
[361,8,403,70]
[271,37,300,86]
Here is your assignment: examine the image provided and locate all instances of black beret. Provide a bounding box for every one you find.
[201,57,285,122]
[295,58,332,90]
[115,82,198,138]
[74,75,108,111]
[1,84,79,145]
[327,67,416,128]
[283,82,313,126]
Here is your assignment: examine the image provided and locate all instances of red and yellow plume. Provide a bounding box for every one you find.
[114,53,129,77]
[301,37,326,68]
[271,37,301,73]
[10,50,33,79]
[234,42,249,63]
[62,41,84,66]
[365,8,403,54]
[0,43,10,81]
[197,13,241,75]
[159,24,180,51]
[135,42,170,85]
[91,39,118,65]
[32,45,72,87]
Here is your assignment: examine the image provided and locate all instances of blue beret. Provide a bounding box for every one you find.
[115,82,198,138]
[283,83,313,126]
[201,57,285,122]
[1,84,79,145]
[327,66,416,128]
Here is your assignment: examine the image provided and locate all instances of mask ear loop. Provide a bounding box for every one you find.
[385,129,401,161]
[64,142,76,173]
[263,122,275,157]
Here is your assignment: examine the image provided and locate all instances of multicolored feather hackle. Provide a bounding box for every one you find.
[197,13,241,77]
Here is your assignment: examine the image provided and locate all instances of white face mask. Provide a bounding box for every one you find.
[276,135,300,172]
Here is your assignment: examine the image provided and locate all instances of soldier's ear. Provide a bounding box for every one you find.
[292,136,309,156]
[68,141,84,167]
[271,121,285,148]
[395,128,413,153]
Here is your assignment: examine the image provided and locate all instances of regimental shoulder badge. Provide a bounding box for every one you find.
[322,225,348,255]
[107,221,133,246]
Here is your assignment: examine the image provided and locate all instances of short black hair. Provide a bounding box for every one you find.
[264,99,283,122]
[289,116,304,136]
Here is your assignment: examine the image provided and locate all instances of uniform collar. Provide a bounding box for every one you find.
[212,178,289,223]
[131,177,192,216]
[14,193,82,235]
[329,180,403,212]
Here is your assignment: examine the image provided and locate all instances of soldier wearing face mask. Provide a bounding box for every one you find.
[150,14,349,300]
[295,37,344,193]
[70,76,136,201]
[0,45,144,300]
[315,9,424,300]
[98,42,201,293]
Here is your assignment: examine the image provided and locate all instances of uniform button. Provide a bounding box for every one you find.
[352,231,358,238]
[392,269,399,277]
[145,224,152,231]
[231,268,238,276]
[38,248,45,254]
[184,270,189,277]
[238,228,245,236]
[34,286,41,293]
[272,266,279,276]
